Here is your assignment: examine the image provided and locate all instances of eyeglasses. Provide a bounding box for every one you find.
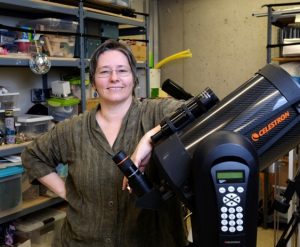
[97,68,132,78]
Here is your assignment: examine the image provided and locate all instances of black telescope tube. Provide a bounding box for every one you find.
[151,87,219,144]
[162,79,193,100]
[112,151,153,197]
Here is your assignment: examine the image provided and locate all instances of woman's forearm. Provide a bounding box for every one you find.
[38,172,67,201]
[131,125,161,169]
[122,125,161,191]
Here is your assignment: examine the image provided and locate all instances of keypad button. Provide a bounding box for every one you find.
[221,207,228,213]
[221,226,228,232]
[221,213,228,219]
[237,213,243,219]
[237,187,244,193]
[229,220,236,226]
[226,201,237,207]
[229,214,236,220]
[223,197,230,203]
[228,208,235,214]
[237,225,243,232]
[233,197,241,203]
[221,220,228,226]
[237,219,243,225]
[226,193,237,199]
[236,206,243,213]
[219,187,226,193]
[229,227,236,233]
[228,186,235,192]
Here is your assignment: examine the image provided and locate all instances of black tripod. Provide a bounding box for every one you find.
[273,167,300,247]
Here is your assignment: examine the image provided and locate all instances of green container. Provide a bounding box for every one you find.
[47,97,80,107]
[47,97,80,121]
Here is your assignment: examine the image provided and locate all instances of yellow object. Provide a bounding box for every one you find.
[154,49,192,69]
[158,88,169,98]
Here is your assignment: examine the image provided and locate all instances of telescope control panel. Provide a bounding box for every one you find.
[212,162,249,245]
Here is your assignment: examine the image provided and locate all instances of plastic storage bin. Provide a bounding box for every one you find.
[0,29,16,45]
[21,18,78,33]
[44,35,76,58]
[100,22,119,39]
[47,97,80,121]
[0,92,19,110]
[15,208,66,247]
[21,18,78,58]
[16,115,54,142]
[0,165,24,211]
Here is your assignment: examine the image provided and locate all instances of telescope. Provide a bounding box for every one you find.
[113,64,300,246]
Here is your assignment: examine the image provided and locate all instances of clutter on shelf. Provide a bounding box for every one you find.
[16,115,54,143]
[21,18,78,58]
[14,208,66,247]
[62,73,92,100]
[0,91,19,111]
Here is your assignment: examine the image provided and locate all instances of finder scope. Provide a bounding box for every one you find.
[151,87,219,144]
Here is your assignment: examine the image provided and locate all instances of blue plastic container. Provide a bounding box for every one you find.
[0,165,24,211]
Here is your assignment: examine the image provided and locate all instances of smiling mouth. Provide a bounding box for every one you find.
[107,87,124,90]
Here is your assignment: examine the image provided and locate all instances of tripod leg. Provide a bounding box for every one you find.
[276,212,300,247]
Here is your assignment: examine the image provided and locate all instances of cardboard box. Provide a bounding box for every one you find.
[129,44,147,62]
[44,35,76,58]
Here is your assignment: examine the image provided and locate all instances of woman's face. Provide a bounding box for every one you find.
[94,50,134,105]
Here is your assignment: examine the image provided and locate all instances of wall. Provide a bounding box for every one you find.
[158,0,300,99]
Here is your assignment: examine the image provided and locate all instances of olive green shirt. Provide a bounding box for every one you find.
[21,97,188,247]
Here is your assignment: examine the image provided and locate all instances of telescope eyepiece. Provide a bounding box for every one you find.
[112,151,153,197]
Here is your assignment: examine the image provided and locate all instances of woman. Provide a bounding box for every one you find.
[21,39,188,247]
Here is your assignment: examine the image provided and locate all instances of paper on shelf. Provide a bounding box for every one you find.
[0,155,22,169]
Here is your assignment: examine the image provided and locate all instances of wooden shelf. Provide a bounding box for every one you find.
[0,55,80,67]
[0,141,31,156]
[0,196,64,224]
[272,56,300,62]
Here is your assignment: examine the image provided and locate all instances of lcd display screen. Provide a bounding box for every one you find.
[216,170,244,183]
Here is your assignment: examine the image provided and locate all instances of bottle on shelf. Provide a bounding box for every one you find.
[5,109,16,144]
[0,116,5,145]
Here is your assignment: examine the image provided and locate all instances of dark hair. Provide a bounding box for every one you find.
[89,39,139,95]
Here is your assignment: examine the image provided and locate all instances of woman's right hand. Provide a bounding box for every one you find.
[121,125,161,192]
[131,125,161,172]
[38,172,67,201]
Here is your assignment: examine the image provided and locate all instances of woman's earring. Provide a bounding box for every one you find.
[93,89,99,98]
